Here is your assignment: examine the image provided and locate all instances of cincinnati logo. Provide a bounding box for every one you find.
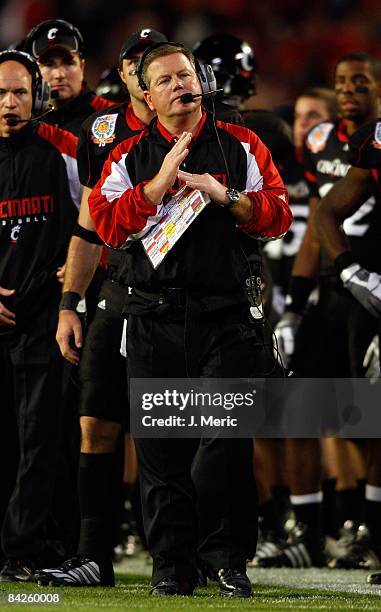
[10,224,21,243]
[140,29,151,38]
[285,180,309,199]
[47,28,58,40]
[0,194,54,224]
[316,158,349,177]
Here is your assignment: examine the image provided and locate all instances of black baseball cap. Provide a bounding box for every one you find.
[25,19,84,60]
[119,28,167,66]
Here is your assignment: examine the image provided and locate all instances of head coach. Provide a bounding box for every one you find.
[89,42,292,597]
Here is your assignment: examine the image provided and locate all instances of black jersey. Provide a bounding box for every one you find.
[77,102,146,287]
[304,119,381,274]
[348,118,381,180]
[0,122,80,332]
[77,101,146,189]
[265,147,309,293]
[44,83,114,136]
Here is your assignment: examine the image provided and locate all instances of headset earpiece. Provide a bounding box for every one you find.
[195,62,217,95]
[33,79,51,115]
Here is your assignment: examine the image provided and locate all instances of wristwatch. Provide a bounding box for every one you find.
[223,188,240,208]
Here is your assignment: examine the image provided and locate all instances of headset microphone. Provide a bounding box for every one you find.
[180,88,223,104]
[5,105,55,126]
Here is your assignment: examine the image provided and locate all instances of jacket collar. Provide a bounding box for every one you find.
[155,111,207,146]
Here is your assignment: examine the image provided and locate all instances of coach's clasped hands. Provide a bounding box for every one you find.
[177,169,228,205]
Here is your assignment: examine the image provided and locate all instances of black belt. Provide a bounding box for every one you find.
[132,287,187,309]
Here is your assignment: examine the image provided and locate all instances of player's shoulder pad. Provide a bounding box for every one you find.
[305,121,335,154]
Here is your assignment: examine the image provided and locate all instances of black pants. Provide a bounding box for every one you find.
[0,302,64,561]
[79,281,128,425]
[126,305,275,585]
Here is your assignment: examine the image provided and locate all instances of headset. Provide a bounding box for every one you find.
[0,50,51,115]
[25,19,85,58]
[136,41,216,95]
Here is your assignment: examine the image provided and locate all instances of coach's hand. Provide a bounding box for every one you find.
[341,264,381,317]
[0,286,16,327]
[177,170,227,203]
[56,310,83,365]
[177,170,252,223]
[144,132,192,205]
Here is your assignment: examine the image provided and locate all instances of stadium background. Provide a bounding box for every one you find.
[0,0,380,109]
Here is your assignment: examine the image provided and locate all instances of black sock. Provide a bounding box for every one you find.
[259,498,285,538]
[77,452,119,561]
[292,502,323,540]
[322,479,338,538]
[272,485,291,523]
[365,499,381,543]
[336,487,363,529]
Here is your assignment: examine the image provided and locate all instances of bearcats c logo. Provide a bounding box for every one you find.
[47,28,58,40]
[140,29,151,38]
[10,225,21,243]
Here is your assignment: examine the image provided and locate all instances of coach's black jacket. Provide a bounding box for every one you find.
[89,113,292,306]
[0,122,80,333]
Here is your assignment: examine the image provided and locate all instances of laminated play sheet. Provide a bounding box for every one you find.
[142,185,210,269]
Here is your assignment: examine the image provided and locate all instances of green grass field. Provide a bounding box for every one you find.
[1,562,381,611]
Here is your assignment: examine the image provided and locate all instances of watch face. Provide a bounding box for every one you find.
[226,188,240,202]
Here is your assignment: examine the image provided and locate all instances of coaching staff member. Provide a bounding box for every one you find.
[0,51,80,582]
[89,43,292,597]
[24,19,113,136]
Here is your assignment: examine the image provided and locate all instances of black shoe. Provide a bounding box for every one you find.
[35,555,114,587]
[151,576,194,596]
[0,559,35,582]
[257,523,327,568]
[330,524,381,570]
[218,569,252,598]
[367,571,381,584]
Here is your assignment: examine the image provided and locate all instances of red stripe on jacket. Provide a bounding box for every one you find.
[38,122,78,158]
